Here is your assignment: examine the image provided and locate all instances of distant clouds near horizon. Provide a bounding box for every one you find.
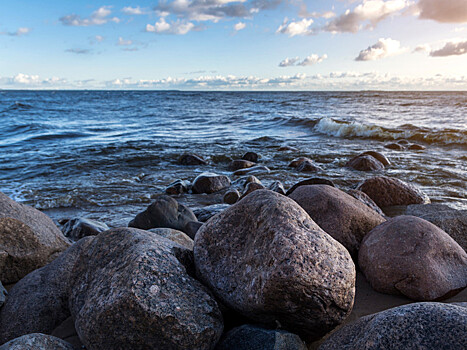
[1,0,467,90]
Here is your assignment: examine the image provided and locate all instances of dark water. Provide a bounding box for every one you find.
[0,90,466,227]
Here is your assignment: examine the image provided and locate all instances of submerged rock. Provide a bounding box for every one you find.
[384,143,405,150]
[229,159,256,171]
[224,190,240,205]
[297,160,322,172]
[179,154,208,165]
[194,190,356,342]
[408,143,426,150]
[360,151,390,166]
[346,155,384,171]
[62,217,109,241]
[0,333,76,350]
[166,179,190,195]
[242,152,259,163]
[192,173,231,194]
[288,157,313,168]
[359,215,467,301]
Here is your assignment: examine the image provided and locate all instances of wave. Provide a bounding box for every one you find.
[2,102,34,112]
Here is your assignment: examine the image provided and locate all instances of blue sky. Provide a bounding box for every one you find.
[1,0,466,90]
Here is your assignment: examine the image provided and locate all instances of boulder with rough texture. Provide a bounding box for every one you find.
[166,179,190,195]
[194,190,356,342]
[285,178,335,196]
[0,192,71,284]
[215,325,307,350]
[233,166,270,176]
[319,303,467,350]
[229,160,256,171]
[193,204,230,222]
[290,185,386,257]
[179,154,208,165]
[347,189,385,217]
[269,181,286,195]
[359,215,467,301]
[360,151,390,166]
[242,152,259,163]
[0,282,6,308]
[356,176,430,207]
[128,195,197,232]
[346,155,384,171]
[224,190,240,205]
[192,173,231,194]
[148,228,194,250]
[62,217,109,241]
[0,333,76,350]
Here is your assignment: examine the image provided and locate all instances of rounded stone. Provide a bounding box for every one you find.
[224,190,241,205]
[360,151,390,166]
[192,173,231,194]
[229,160,256,171]
[0,333,76,350]
[242,152,259,163]
[179,154,208,165]
[62,217,109,241]
[346,155,384,171]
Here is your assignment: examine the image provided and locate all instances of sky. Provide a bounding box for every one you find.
[0,0,467,90]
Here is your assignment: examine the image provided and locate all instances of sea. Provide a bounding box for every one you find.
[0,90,466,227]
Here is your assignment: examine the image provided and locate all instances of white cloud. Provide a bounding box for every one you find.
[234,22,246,30]
[0,73,68,87]
[1,27,31,36]
[299,4,335,19]
[417,0,467,23]
[122,6,148,15]
[413,44,430,53]
[355,38,406,61]
[279,57,300,67]
[117,37,133,46]
[60,6,120,26]
[146,18,195,34]
[430,40,467,57]
[279,54,327,67]
[95,35,104,43]
[276,18,314,36]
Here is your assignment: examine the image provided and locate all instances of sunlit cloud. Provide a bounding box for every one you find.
[279,57,300,67]
[276,18,314,36]
[234,22,246,30]
[94,35,104,43]
[298,4,335,19]
[430,40,467,57]
[60,6,120,26]
[121,6,149,15]
[0,73,68,86]
[355,38,406,61]
[279,54,327,66]
[0,27,31,36]
[146,18,196,34]
[417,0,467,23]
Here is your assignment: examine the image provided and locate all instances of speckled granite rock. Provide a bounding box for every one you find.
[0,192,71,284]
[0,333,76,350]
[194,190,355,342]
[62,217,109,241]
[193,204,230,222]
[215,324,307,350]
[179,154,208,165]
[359,216,467,301]
[192,173,231,194]
[184,221,203,239]
[0,281,7,308]
[70,228,223,350]
[347,189,385,217]
[318,303,467,350]
[148,227,194,250]
[229,159,256,171]
[285,178,335,196]
[268,181,286,195]
[290,185,386,258]
[356,176,430,207]
[346,155,384,171]
[360,151,390,166]
[128,195,197,232]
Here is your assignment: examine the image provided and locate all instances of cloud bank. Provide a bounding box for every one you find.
[279,54,327,66]
[430,40,467,57]
[60,6,120,26]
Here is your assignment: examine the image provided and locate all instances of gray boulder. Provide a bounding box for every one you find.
[223,190,240,205]
[0,333,76,350]
[192,173,231,194]
[193,204,230,222]
[62,217,109,241]
[148,227,194,250]
[166,179,190,195]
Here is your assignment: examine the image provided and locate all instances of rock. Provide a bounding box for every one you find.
[0,333,76,350]
[404,204,467,251]
[240,182,265,200]
[129,195,197,232]
[360,151,390,166]
[408,143,426,150]
[224,190,240,205]
[290,185,386,257]
[179,154,208,165]
[359,215,467,301]
[184,221,204,239]
[148,228,194,250]
[215,324,307,350]
[192,173,231,194]
[242,175,262,187]
[384,143,405,150]
[242,152,259,163]
[0,192,71,284]
[62,217,109,241]
[278,146,299,152]
[319,303,467,350]
[346,155,384,171]
[51,317,83,349]
[233,166,270,176]
[194,190,356,342]
[288,157,313,168]
[193,204,230,222]
[0,282,6,308]
[166,179,190,195]
[297,160,322,172]
[229,160,256,171]
[268,181,286,195]
[356,176,430,207]
[397,139,410,145]
[347,189,385,217]
[285,178,335,196]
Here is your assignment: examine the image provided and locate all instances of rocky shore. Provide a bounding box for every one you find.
[0,150,466,349]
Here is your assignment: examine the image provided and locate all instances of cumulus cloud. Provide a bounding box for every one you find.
[298,4,335,19]
[276,18,314,36]
[325,0,410,33]
[122,6,148,15]
[1,27,31,36]
[430,40,467,57]
[279,57,300,67]
[355,38,406,61]
[417,0,467,23]
[66,48,92,54]
[234,22,246,30]
[60,6,120,26]
[279,54,327,67]
[146,18,195,34]
[0,73,68,87]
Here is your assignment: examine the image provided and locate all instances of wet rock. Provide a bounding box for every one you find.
[297,160,322,172]
[278,145,299,152]
[347,189,385,217]
[0,333,76,350]
[288,157,313,168]
[166,179,190,195]
[242,152,259,163]
[290,185,386,257]
[360,151,390,166]
[148,228,194,250]
[0,282,6,308]
[408,143,426,150]
[356,176,430,207]
[229,159,256,171]
[240,182,265,200]
[194,190,356,342]
[216,324,307,350]
[183,221,204,239]
[179,154,208,165]
[359,215,467,301]
[192,173,231,194]
[193,204,230,222]
[319,302,467,350]
[397,139,410,145]
[224,190,240,205]
[0,192,71,284]
[285,178,335,196]
[233,165,270,176]
[346,155,384,171]
[268,181,286,195]
[128,195,197,233]
[243,175,262,187]
[384,143,405,150]
[62,217,109,241]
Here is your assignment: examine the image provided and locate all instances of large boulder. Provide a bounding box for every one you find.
[0,333,76,350]
[62,217,109,241]
[148,227,194,250]
[192,173,231,194]
[215,324,307,350]
[194,190,356,342]
[359,215,467,301]
[128,195,197,232]
[285,178,335,196]
[356,176,430,207]
[319,303,467,350]
[0,192,71,284]
[289,185,386,257]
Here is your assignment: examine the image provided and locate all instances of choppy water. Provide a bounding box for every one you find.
[0,90,466,227]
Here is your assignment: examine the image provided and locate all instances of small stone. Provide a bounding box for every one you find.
[233,166,270,176]
[229,159,256,171]
[242,152,259,163]
[397,139,410,145]
[297,160,322,172]
[224,190,240,205]
[192,173,231,194]
[62,217,109,241]
[288,157,313,168]
[360,151,390,166]
[0,333,76,350]
[268,181,286,195]
[346,155,384,171]
[239,182,265,200]
[384,143,405,150]
[166,179,190,195]
[285,178,335,196]
[179,154,208,165]
[278,145,299,152]
[408,143,426,150]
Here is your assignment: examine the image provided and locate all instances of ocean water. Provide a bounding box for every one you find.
[0,90,466,227]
